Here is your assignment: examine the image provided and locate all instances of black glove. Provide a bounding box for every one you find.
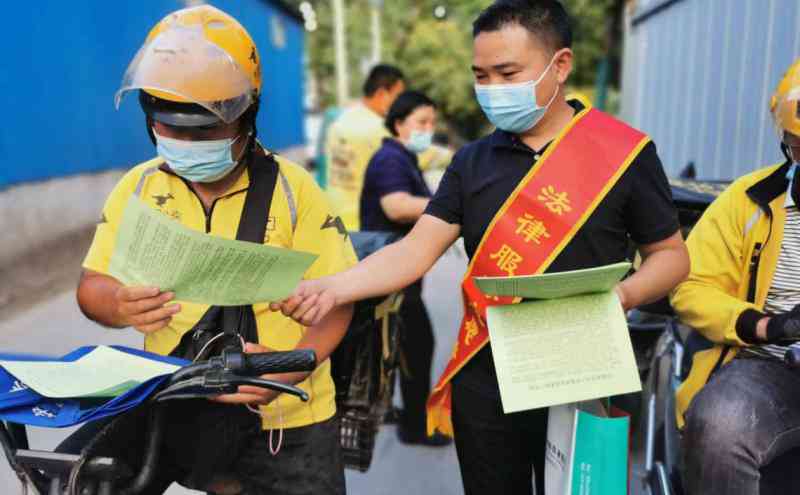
[766,304,800,342]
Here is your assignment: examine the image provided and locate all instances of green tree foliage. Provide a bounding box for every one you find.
[288,0,620,139]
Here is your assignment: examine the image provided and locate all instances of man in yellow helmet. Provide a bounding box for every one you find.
[62,6,355,494]
[671,59,800,493]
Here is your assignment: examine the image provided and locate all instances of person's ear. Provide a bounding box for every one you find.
[146,116,157,146]
[553,48,573,85]
[394,117,404,138]
[384,92,398,115]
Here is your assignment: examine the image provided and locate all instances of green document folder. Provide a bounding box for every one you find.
[474,261,631,300]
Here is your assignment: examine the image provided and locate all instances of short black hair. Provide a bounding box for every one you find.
[385,91,436,137]
[473,0,573,53]
[363,64,405,97]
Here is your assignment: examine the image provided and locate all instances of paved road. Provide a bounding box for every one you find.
[0,250,468,495]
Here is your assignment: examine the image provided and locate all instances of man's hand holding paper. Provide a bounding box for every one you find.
[114,285,181,334]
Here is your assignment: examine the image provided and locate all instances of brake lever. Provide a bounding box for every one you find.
[155,369,309,402]
[164,348,243,387]
[202,368,309,401]
[228,377,310,402]
[167,355,225,385]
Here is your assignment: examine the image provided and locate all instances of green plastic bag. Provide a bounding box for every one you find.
[545,400,629,495]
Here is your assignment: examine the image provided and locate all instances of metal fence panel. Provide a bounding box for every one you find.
[0,0,305,189]
[622,0,799,180]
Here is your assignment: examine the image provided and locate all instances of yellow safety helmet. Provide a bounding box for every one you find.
[771,59,800,139]
[115,5,261,126]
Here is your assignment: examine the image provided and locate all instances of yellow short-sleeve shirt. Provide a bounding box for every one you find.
[324,103,388,231]
[324,102,455,229]
[83,152,357,429]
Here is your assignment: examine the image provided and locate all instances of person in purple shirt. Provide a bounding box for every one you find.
[360,91,434,235]
[359,91,450,446]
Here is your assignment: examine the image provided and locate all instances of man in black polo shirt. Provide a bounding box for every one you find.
[275,1,689,493]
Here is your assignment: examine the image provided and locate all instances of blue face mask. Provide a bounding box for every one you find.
[407,130,433,154]
[474,55,558,134]
[154,130,242,183]
[789,164,799,207]
[786,145,798,180]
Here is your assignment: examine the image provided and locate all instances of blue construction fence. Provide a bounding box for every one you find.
[621,0,800,181]
[0,0,305,189]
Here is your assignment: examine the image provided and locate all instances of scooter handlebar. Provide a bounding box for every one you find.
[240,350,317,376]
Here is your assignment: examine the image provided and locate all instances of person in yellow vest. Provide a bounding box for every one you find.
[324,64,406,231]
[671,60,800,494]
[275,1,689,493]
[67,6,355,494]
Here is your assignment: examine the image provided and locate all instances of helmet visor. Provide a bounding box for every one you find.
[115,24,254,124]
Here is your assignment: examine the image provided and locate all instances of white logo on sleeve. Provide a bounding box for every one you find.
[32,406,56,419]
[10,380,28,393]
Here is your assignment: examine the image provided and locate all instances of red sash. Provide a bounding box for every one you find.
[426,105,650,436]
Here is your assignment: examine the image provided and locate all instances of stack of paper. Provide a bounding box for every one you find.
[0,346,186,427]
[474,262,631,300]
[0,345,180,398]
[109,197,318,306]
[474,262,642,413]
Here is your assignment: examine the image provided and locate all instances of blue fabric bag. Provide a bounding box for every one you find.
[0,346,188,428]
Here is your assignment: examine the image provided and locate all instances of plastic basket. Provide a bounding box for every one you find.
[339,405,380,472]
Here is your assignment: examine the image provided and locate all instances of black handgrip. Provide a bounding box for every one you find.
[785,347,800,369]
[243,350,317,376]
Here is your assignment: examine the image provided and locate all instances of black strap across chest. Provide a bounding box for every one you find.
[164,149,280,358]
[220,150,279,339]
[236,150,279,243]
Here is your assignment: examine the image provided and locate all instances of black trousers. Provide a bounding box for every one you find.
[56,407,345,494]
[398,281,435,436]
[452,379,549,495]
